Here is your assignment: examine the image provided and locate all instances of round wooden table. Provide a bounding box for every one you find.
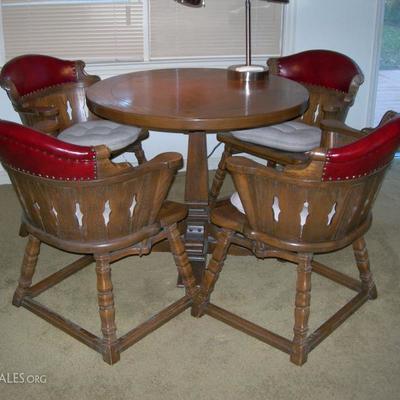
[86,68,309,282]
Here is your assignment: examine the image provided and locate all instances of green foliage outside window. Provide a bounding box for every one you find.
[385,0,400,24]
[381,0,400,69]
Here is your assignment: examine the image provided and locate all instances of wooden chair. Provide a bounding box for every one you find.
[193,114,400,365]
[209,50,364,205]
[0,54,148,163]
[0,120,197,365]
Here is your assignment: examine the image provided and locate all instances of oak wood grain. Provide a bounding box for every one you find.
[86,68,309,132]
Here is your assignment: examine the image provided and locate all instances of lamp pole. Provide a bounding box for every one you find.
[246,0,289,68]
[245,0,252,66]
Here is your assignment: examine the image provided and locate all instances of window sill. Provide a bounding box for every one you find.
[85,55,278,78]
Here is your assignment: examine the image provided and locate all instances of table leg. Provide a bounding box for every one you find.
[181,131,209,285]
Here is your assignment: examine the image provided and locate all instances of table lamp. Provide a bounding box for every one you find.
[175,0,290,81]
[228,0,290,81]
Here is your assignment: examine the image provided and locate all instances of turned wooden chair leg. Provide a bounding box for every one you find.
[12,235,41,307]
[95,254,120,365]
[131,142,147,164]
[290,253,312,366]
[166,223,197,297]
[192,229,233,317]
[209,145,233,207]
[353,237,378,299]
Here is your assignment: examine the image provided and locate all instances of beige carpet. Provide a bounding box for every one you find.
[0,164,399,400]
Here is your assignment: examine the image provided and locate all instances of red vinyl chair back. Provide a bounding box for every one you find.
[0,54,78,97]
[0,120,97,180]
[267,50,364,126]
[272,49,363,92]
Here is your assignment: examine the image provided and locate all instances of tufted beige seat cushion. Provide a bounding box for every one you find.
[231,121,321,152]
[58,120,141,152]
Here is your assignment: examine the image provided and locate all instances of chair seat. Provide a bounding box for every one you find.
[231,121,322,152]
[211,198,248,234]
[58,120,141,152]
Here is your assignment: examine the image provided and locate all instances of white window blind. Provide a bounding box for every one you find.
[1,0,144,62]
[149,0,283,59]
[1,0,284,63]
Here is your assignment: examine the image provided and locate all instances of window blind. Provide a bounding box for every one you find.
[1,0,284,63]
[1,0,144,62]
[149,0,283,59]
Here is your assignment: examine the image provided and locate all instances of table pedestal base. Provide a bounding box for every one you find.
[181,131,210,284]
[182,205,209,284]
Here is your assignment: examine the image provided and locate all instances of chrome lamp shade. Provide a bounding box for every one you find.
[174,0,204,7]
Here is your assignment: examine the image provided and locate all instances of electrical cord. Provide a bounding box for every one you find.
[207,142,222,159]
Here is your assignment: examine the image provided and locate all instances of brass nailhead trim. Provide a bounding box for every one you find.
[0,135,96,180]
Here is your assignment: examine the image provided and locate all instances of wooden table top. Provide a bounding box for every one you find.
[86,68,309,132]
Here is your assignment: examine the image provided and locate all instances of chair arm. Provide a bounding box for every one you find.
[320,119,365,147]
[321,101,343,119]
[217,132,309,166]
[132,152,183,177]
[361,110,399,134]
[320,119,364,138]
[95,149,183,178]
[31,120,60,136]
[16,104,59,118]
[15,104,61,135]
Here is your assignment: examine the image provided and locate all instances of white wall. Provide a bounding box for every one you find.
[0,0,382,184]
[285,0,382,129]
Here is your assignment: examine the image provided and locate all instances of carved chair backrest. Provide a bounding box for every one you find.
[0,55,100,132]
[227,116,400,251]
[0,121,181,250]
[268,50,364,126]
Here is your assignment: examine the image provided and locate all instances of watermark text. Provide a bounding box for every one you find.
[0,373,47,384]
